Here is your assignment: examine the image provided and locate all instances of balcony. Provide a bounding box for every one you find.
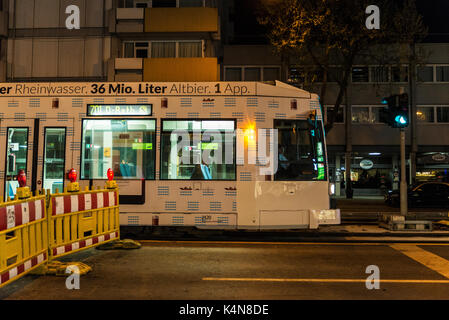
[144,8,218,33]
[111,57,218,82]
[110,58,143,82]
[110,8,145,33]
[111,7,218,34]
[143,57,219,81]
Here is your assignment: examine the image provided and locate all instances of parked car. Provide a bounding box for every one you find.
[384,182,449,208]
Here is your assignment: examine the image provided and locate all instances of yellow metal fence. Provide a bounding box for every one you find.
[0,185,120,288]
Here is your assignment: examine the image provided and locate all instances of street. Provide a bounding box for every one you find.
[2,240,449,300]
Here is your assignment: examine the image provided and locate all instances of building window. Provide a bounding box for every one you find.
[152,0,177,7]
[417,66,434,82]
[124,41,202,58]
[416,107,435,123]
[352,67,369,82]
[119,0,151,7]
[179,0,204,6]
[225,66,281,81]
[225,68,242,81]
[263,67,280,81]
[391,66,409,82]
[371,106,387,123]
[178,41,202,58]
[81,120,156,180]
[352,107,370,123]
[325,106,345,124]
[160,120,236,180]
[436,66,449,82]
[124,42,149,58]
[437,107,449,123]
[151,41,176,58]
[370,66,389,82]
[328,67,343,83]
[244,67,261,81]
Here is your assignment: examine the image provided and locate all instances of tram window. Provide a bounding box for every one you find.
[5,128,28,200]
[160,120,236,180]
[274,120,327,181]
[43,128,66,194]
[81,120,156,180]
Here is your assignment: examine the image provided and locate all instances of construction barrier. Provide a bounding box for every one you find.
[48,187,120,258]
[0,175,120,288]
[0,193,48,288]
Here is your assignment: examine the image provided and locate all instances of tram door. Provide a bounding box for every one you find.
[1,118,71,200]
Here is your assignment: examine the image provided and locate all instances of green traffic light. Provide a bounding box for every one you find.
[395,115,408,125]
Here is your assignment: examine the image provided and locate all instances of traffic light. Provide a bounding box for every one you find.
[380,93,409,128]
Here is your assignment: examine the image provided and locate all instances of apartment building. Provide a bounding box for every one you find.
[1,0,221,82]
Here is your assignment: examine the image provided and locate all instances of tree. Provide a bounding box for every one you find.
[258,0,427,133]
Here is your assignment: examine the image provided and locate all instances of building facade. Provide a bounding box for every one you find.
[1,0,221,82]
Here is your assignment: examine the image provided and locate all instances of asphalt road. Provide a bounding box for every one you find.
[2,241,449,300]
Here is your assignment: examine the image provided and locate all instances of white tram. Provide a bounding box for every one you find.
[0,81,340,230]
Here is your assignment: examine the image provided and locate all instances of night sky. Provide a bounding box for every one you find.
[231,0,449,44]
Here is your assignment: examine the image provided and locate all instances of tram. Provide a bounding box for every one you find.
[0,81,340,230]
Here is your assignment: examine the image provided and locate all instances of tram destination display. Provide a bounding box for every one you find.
[87,104,152,116]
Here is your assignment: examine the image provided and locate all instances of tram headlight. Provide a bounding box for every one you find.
[329,183,336,195]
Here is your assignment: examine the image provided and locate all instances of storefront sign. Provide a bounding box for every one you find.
[87,104,152,116]
[360,159,374,170]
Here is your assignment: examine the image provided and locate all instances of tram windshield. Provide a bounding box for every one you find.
[274,119,327,181]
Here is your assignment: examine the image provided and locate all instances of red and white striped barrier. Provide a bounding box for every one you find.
[0,199,45,232]
[52,231,119,257]
[51,191,118,216]
[0,252,46,286]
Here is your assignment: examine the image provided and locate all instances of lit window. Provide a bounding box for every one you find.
[416,107,434,123]
[352,107,370,123]
[81,120,156,180]
[160,120,236,180]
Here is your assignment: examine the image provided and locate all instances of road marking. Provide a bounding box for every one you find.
[390,244,449,279]
[202,277,449,284]
[140,240,449,246]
